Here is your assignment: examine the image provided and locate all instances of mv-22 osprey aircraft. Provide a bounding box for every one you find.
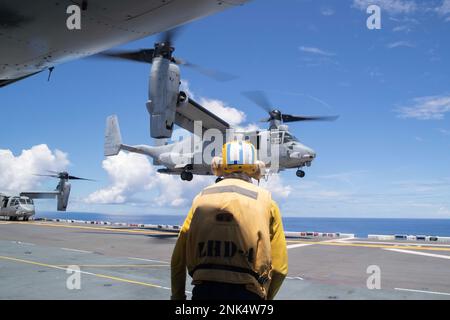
[104,91,338,181]
[1,0,248,140]
[0,172,92,221]
[0,0,249,89]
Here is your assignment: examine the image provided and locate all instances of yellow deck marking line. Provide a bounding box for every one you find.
[0,222,12,225]
[285,240,450,252]
[10,222,178,236]
[0,255,170,290]
[55,264,170,268]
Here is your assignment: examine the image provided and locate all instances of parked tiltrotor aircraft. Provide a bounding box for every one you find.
[0,171,93,220]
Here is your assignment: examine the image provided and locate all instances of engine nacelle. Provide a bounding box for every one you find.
[177,90,189,108]
[146,57,181,139]
[57,182,71,211]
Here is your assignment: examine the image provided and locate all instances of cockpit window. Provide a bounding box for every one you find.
[27,199,34,205]
[284,133,299,143]
[19,199,27,204]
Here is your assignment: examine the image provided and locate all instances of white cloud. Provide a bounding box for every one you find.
[0,144,69,194]
[321,7,335,16]
[415,136,424,142]
[181,79,246,127]
[387,41,415,48]
[438,128,450,136]
[85,152,156,204]
[299,46,335,57]
[259,174,292,200]
[199,97,246,127]
[85,151,212,207]
[437,0,450,15]
[393,25,411,32]
[397,95,450,120]
[352,0,417,14]
[437,206,450,217]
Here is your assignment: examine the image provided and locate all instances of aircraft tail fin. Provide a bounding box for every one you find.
[105,115,123,156]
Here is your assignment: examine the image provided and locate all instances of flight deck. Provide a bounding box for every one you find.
[1,220,449,300]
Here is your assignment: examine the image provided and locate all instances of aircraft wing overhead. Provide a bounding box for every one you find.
[0,0,251,86]
[175,98,230,135]
[20,192,59,199]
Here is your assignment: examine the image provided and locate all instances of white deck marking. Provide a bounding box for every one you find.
[286,276,304,280]
[128,257,169,264]
[351,240,450,248]
[287,237,354,250]
[333,237,355,242]
[12,241,35,246]
[395,288,450,296]
[287,243,314,250]
[384,248,450,260]
[61,247,93,254]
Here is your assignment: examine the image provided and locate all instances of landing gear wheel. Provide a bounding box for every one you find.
[215,177,224,184]
[181,171,193,182]
[23,217,29,222]
[296,170,306,178]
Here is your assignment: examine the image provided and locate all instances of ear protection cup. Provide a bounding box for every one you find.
[251,160,266,180]
[211,157,224,177]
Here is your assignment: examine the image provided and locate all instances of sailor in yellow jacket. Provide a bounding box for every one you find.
[171,141,288,300]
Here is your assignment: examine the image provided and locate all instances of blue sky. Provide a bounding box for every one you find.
[1,0,450,218]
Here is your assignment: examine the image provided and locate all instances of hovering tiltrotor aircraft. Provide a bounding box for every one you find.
[0,171,93,221]
[104,91,338,181]
[98,28,236,139]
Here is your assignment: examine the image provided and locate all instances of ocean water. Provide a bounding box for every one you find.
[35,212,450,238]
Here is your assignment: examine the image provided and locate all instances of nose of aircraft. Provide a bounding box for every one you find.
[303,146,316,159]
[20,204,35,215]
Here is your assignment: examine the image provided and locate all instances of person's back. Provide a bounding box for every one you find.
[171,141,288,300]
[186,177,273,299]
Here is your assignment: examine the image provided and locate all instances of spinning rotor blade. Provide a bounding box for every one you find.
[95,26,236,81]
[282,114,339,123]
[175,58,237,82]
[97,49,155,64]
[159,27,182,45]
[35,172,95,181]
[34,174,59,178]
[242,91,273,113]
[67,175,95,181]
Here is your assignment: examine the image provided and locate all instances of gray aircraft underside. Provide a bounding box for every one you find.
[0,0,249,86]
